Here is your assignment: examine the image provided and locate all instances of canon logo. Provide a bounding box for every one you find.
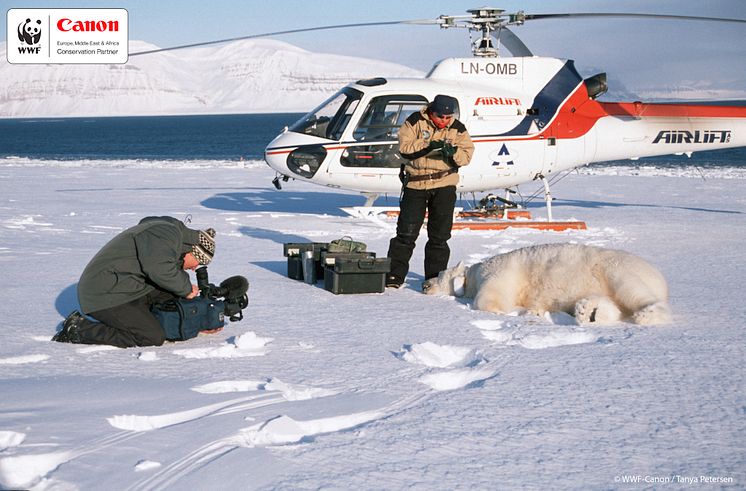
[57,18,119,32]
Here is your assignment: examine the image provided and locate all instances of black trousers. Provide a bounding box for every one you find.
[74,290,176,348]
[387,185,457,281]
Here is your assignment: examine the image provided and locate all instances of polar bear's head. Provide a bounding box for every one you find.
[422,261,467,296]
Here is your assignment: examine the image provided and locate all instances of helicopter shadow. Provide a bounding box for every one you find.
[558,198,742,215]
[238,225,314,245]
[201,189,392,217]
[239,225,311,277]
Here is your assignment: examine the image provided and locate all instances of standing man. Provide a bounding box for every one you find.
[386,94,474,288]
[52,216,216,348]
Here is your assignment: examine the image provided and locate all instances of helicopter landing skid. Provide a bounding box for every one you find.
[340,207,586,232]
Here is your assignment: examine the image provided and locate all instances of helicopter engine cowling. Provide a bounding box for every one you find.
[584,73,608,100]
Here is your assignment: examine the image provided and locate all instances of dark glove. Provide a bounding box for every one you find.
[427,139,444,151]
[441,142,457,159]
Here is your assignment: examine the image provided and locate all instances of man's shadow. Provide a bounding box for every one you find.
[54,283,80,320]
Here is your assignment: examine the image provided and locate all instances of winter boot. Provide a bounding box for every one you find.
[52,311,85,343]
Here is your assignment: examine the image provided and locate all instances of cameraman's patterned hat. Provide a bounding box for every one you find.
[192,228,216,265]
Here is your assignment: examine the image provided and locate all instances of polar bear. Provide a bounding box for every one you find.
[422,243,671,325]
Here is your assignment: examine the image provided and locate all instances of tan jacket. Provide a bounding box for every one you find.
[398,108,474,190]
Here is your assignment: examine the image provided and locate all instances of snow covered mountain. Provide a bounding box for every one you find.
[0,39,423,118]
[3,38,741,119]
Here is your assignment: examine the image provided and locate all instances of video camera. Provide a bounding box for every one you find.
[195,266,249,322]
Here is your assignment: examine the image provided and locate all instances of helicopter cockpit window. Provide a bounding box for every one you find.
[352,95,429,142]
[288,87,362,140]
[340,95,429,169]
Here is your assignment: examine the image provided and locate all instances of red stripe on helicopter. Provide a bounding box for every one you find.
[599,102,746,118]
[266,145,347,155]
[547,93,746,139]
[472,82,600,143]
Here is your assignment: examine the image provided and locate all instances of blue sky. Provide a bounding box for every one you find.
[3,0,745,94]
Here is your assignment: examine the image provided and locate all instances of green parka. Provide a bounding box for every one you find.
[77,216,201,314]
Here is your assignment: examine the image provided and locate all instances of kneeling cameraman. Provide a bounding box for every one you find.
[53,216,217,348]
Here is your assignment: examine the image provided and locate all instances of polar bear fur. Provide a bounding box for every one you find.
[422,243,671,325]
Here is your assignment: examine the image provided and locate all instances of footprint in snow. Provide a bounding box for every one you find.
[191,377,338,401]
[235,409,385,447]
[4,214,53,230]
[396,342,495,391]
[395,341,482,368]
[0,450,73,490]
[107,378,338,432]
[132,402,407,489]
[470,319,598,349]
[514,329,598,349]
[134,460,162,472]
[471,319,514,343]
[128,393,433,490]
[0,431,25,451]
[76,345,119,354]
[419,366,498,391]
[0,354,49,365]
[173,331,272,359]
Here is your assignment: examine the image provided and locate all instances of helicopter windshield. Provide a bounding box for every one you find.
[288,87,362,140]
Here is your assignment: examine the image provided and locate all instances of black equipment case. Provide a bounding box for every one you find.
[283,242,329,280]
[321,250,376,268]
[324,256,391,294]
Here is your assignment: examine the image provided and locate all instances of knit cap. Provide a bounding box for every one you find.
[192,228,216,265]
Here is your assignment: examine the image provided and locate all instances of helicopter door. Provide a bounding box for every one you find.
[543,137,558,176]
[334,94,429,172]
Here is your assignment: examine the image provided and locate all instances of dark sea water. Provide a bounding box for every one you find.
[0,113,743,167]
[0,114,302,161]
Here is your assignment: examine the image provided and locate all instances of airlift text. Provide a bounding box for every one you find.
[652,130,731,144]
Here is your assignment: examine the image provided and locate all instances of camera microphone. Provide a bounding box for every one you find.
[218,275,249,298]
[192,266,249,321]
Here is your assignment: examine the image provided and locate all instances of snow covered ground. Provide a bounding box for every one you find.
[0,160,744,490]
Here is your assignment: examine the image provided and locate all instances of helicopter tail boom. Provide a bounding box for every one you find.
[585,101,746,163]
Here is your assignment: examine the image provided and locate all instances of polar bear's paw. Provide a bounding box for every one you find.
[631,302,672,325]
[574,297,596,323]
[574,296,622,324]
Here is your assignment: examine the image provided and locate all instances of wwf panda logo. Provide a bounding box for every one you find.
[18,18,42,45]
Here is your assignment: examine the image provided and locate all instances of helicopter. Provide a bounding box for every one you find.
[257,8,746,211]
[131,7,746,215]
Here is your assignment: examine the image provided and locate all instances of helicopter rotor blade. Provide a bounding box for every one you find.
[499,27,532,57]
[128,12,746,58]
[523,12,746,24]
[129,19,440,56]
